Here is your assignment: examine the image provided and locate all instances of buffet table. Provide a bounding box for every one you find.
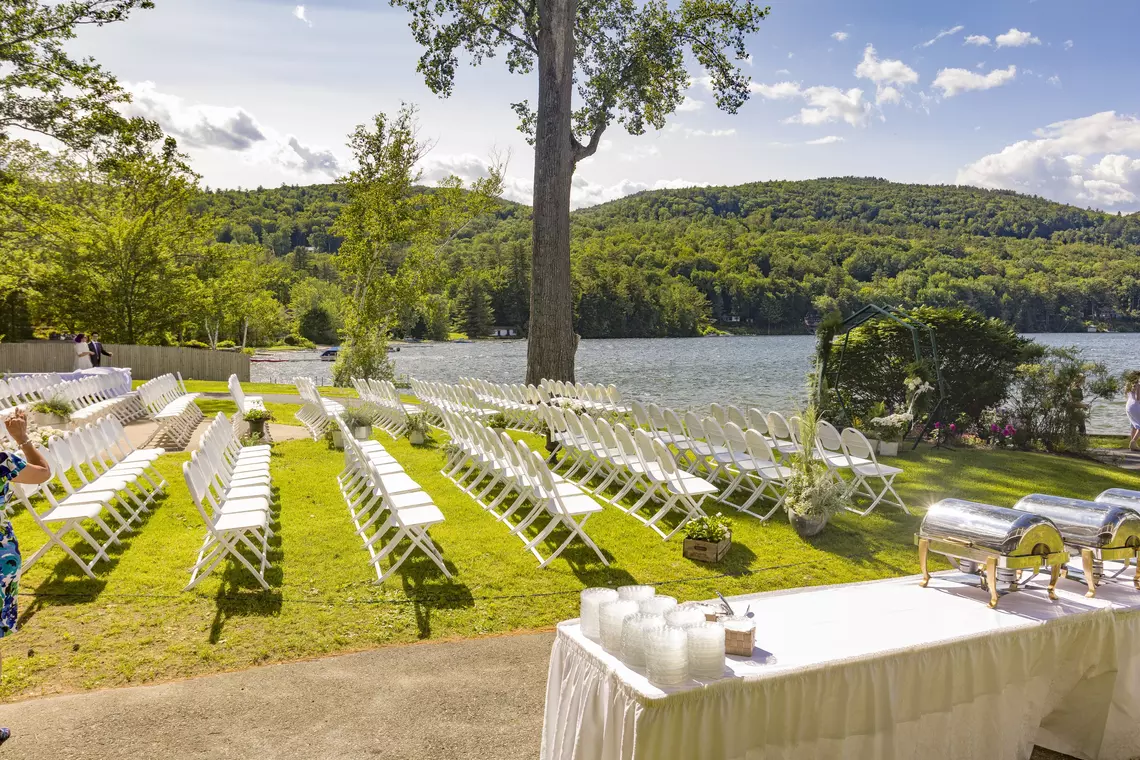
[541,571,1140,760]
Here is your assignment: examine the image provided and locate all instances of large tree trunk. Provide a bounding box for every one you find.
[526,0,577,385]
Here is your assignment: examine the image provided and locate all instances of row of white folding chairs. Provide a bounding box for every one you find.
[335,415,451,582]
[39,375,145,427]
[137,373,202,449]
[15,417,166,579]
[440,410,608,566]
[183,413,275,591]
[294,376,344,439]
[409,379,493,425]
[0,373,63,411]
[545,405,792,523]
[458,378,547,431]
[539,407,724,538]
[631,401,906,517]
[539,379,629,414]
[352,378,418,437]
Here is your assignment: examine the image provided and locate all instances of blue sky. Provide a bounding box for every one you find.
[70,0,1140,209]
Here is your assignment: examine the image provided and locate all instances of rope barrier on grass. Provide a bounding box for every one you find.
[18,559,815,607]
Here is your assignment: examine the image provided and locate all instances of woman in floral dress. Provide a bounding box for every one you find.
[0,409,52,742]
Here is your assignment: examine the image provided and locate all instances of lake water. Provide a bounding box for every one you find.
[252,333,1140,435]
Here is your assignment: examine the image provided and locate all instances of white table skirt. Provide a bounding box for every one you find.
[540,572,1140,760]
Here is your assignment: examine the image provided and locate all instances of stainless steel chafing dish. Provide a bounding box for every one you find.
[1014,494,1140,597]
[915,499,1069,608]
[1096,488,1140,511]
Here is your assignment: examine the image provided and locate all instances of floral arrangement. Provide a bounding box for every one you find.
[404,413,430,436]
[869,411,912,442]
[243,408,274,422]
[33,396,73,420]
[340,405,376,428]
[684,513,732,543]
[785,408,849,521]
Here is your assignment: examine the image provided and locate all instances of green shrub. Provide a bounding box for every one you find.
[684,513,732,542]
[1011,346,1117,452]
[217,340,236,349]
[243,408,274,422]
[33,396,72,420]
[341,405,376,428]
[182,339,209,350]
[830,306,1032,425]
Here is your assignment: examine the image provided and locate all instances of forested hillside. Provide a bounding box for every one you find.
[204,178,1140,339]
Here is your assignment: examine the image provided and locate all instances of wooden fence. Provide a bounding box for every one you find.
[0,342,250,382]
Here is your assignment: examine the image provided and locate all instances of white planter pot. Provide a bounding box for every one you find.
[33,411,65,427]
[878,441,899,457]
[353,425,372,441]
[864,437,880,454]
[330,429,344,450]
[409,430,425,445]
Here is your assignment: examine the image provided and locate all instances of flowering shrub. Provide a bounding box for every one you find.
[869,412,912,442]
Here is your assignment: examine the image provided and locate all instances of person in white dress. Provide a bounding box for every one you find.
[73,333,94,371]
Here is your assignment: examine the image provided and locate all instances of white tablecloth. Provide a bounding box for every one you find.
[540,571,1140,760]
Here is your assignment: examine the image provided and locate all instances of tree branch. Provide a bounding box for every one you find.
[572,117,608,165]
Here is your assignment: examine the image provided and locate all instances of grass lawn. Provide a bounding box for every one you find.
[6,432,1140,702]
[193,398,305,427]
[131,379,360,399]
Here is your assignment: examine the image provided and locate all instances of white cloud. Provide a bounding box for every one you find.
[293,5,312,27]
[753,79,871,127]
[1047,75,1062,88]
[995,28,1040,48]
[121,81,340,177]
[957,111,1140,209]
[794,86,871,127]
[854,45,918,105]
[775,68,791,75]
[964,35,991,46]
[918,25,965,48]
[618,144,661,161]
[831,31,849,42]
[676,96,705,112]
[876,86,902,105]
[805,136,845,145]
[683,128,736,138]
[750,81,802,99]
[787,52,794,59]
[932,65,1017,97]
[1064,39,1074,50]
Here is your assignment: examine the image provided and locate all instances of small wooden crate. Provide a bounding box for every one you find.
[682,532,731,563]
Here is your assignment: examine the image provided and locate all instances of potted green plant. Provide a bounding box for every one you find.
[485,412,509,431]
[342,405,376,441]
[868,411,911,457]
[326,426,344,450]
[682,513,732,562]
[32,396,72,427]
[243,408,274,439]
[784,408,848,537]
[405,413,430,445]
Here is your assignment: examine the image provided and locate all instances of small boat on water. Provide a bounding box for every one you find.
[320,347,339,362]
[250,357,288,363]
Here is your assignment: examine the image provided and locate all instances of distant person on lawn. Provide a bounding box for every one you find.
[1127,374,1140,451]
[0,410,52,743]
[72,333,94,371]
[88,333,112,368]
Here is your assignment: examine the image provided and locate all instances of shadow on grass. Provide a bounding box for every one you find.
[16,489,167,628]
[395,538,473,640]
[207,553,284,643]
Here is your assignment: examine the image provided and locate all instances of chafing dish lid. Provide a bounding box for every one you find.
[919,499,1065,556]
[1015,493,1140,549]
[1096,489,1140,511]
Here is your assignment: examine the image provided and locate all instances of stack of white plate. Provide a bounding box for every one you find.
[617,585,656,603]
[580,587,618,642]
[664,607,707,629]
[644,625,688,686]
[639,595,677,616]
[686,621,726,679]
[620,612,666,668]
[599,599,641,653]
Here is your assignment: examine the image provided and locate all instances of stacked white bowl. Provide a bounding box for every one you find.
[580,587,618,642]
[686,621,726,679]
[620,612,666,668]
[639,595,677,616]
[617,585,656,603]
[645,625,688,685]
[599,599,642,653]
[664,607,707,629]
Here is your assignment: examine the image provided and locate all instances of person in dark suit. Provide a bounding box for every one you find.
[89,333,112,367]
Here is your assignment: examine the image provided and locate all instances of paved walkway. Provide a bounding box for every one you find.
[0,632,553,760]
[1087,447,1140,470]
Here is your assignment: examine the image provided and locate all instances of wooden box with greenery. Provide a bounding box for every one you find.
[32,397,73,427]
[784,409,848,537]
[242,408,274,438]
[341,405,376,441]
[682,514,732,563]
